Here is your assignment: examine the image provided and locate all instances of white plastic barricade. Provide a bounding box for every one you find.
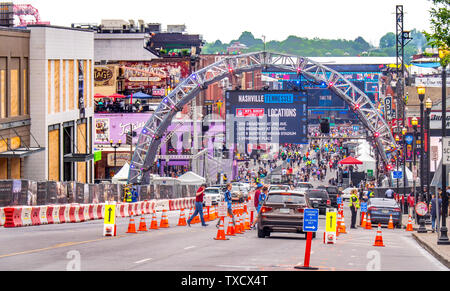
[64,205,71,223]
[52,205,61,224]
[0,207,4,226]
[21,207,33,226]
[124,204,130,217]
[83,204,90,221]
[74,204,81,223]
[100,203,105,219]
[39,206,48,224]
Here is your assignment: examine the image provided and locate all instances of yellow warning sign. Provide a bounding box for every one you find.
[326,211,337,233]
[104,205,116,225]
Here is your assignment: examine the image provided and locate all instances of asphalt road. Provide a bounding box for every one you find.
[0,206,446,271]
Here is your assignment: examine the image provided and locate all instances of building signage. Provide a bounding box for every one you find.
[384,95,393,120]
[415,77,450,88]
[429,112,450,130]
[95,113,152,144]
[225,90,308,145]
[107,153,131,167]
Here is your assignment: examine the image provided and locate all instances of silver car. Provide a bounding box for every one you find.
[204,187,222,205]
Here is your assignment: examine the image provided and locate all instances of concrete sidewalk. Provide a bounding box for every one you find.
[406,214,450,269]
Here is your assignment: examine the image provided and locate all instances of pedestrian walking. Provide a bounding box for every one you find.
[251,186,269,228]
[429,193,442,233]
[217,183,236,228]
[187,184,208,227]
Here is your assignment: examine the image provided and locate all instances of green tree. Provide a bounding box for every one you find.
[423,0,450,66]
[379,32,396,48]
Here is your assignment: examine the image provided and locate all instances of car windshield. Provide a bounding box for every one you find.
[270,185,290,191]
[205,189,219,194]
[326,187,338,194]
[297,183,313,189]
[369,199,399,208]
[266,194,306,204]
[306,190,329,199]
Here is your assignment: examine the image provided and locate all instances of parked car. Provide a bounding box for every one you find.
[341,187,357,201]
[231,183,249,201]
[257,190,315,239]
[367,198,402,228]
[317,186,341,207]
[268,184,291,193]
[203,187,222,205]
[294,182,313,194]
[305,189,331,215]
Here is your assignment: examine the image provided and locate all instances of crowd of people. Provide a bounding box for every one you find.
[95,98,155,113]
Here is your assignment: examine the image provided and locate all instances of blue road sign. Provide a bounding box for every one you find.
[360,202,368,213]
[337,197,342,205]
[303,209,319,232]
[393,171,403,179]
[405,134,414,145]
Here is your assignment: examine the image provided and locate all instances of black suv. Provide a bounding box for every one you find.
[305,189,331,215]
[317,186,340,208]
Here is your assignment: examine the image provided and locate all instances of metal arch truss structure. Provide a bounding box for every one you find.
[128,51,397,184]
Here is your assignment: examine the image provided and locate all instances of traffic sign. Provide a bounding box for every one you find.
[415,202,428,217]
[303,209,319,232]
[405,134,414,145]
[218,202,227,218]
[325,210,337,233]
[337,197,342,205]
[393,171,403,179]
[104,204,116,225]
[443,137,450,165]
[360,202,368,213]
[204,196,212,207]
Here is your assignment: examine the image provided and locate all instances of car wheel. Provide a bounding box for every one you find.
[257,229,266,238]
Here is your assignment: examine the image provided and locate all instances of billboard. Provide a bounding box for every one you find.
[225,90,308,145]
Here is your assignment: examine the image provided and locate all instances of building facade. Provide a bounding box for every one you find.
[24,25,95,183]
[0,27,43,179]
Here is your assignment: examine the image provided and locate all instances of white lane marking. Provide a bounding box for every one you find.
[184,246,196,250]
[135,258,152,264]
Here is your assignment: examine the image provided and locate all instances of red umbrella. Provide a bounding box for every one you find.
[94,93,106,98]
[338,156,363,165]
[109,93,126,99]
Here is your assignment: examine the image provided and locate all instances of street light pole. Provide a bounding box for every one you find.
[417,86,427,233]
[412,117,418,212]
[426,98,432,205]
[438,48,449,244]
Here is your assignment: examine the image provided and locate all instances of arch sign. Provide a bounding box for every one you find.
[128,51,397,184]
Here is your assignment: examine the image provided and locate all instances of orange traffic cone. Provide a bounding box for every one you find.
[361,212,367,228]
[365,213,372,230]
[244,210,251,230]
[138,215,148,231]
[336,212,342,237]
[159,209,169,228]
[406,215,414,231]
[214,217,229,240]
[177,208,187,226]
[338,213,347,234]
[126,212,137,234]
[226,216,236,236]
[388,215,394,229]
[149,210,159,230]
[373,224,385,247]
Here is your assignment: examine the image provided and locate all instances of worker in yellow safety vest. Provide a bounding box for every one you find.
[124,188,132,203]
[349,189,360,229]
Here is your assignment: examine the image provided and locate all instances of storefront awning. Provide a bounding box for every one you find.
[0,147,45,158]
[64,153,94,162]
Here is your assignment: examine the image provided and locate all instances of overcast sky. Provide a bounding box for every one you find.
[14,0,435,46]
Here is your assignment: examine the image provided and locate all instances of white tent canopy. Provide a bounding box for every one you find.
[177,171,206,185]
[356,153,376,173]
[112,162,130,184]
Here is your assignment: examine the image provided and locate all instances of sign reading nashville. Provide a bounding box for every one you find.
[225,90,308,145]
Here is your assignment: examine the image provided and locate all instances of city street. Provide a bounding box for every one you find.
[0,206,446,271]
